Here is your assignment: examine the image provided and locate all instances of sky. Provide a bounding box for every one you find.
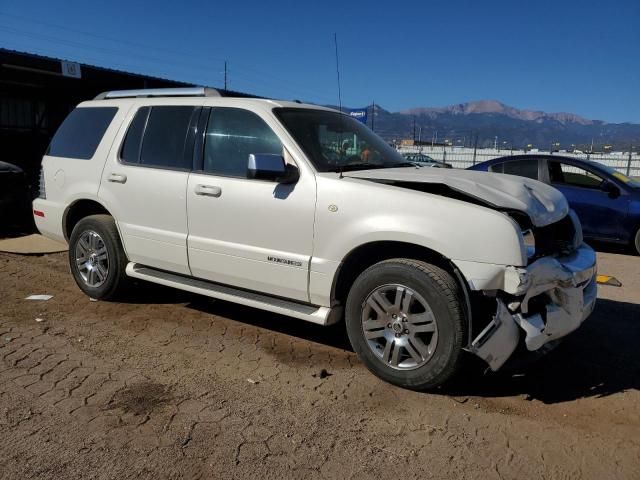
[1,0,638,122]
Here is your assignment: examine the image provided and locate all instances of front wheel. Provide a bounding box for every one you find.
[69,214,129,300]
[634,228,640,256]
[345,259,466,391]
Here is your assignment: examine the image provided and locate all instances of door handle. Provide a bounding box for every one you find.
[195,184,222,197]
[108,173,127,184]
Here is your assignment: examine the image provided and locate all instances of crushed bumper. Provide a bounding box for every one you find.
[471,244,597,371]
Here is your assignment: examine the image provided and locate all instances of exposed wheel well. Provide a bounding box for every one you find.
[332,241,463,306]
[63,200,111,240]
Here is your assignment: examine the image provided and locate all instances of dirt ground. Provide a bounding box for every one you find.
[0,250,638,480]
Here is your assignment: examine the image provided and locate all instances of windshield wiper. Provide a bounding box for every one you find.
[329,163,387,173]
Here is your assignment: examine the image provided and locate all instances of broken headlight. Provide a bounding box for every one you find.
[522,229,536,259]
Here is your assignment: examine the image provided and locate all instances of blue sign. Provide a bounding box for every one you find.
[348,108,368,124]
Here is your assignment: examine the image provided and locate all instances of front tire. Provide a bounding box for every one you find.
[634,228,640,256]
[69,214,129,300]
[345,259,466,391]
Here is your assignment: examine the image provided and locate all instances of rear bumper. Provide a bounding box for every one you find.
[32,198,67,244]
[471,244,597,370]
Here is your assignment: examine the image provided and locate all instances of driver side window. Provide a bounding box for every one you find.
[203,108,283,177]
[548,161,604,189]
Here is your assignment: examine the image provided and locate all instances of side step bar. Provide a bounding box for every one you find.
[125,263,335,326]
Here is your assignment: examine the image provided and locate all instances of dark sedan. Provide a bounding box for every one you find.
[468,154,640,254]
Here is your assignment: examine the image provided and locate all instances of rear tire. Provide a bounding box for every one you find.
[345,259,466,391]
[68,214,129,300]
[634,228,640,256]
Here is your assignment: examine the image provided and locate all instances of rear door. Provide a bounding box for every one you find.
[186,107,316,302]
[99,102,201,274]
[546,160,629,240]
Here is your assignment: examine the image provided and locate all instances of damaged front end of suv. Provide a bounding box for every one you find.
[342,168,598,372]
[470,209,597,370]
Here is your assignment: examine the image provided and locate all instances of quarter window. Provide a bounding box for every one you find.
[203,108,283,177]
[47,107,118,159]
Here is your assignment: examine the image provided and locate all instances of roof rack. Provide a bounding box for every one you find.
[94,86,262,100]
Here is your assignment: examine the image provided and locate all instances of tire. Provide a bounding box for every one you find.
[68,214,129,300]
[345,259,466,391]
[634,228,640,256]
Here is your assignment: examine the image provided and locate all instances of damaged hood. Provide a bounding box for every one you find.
[342,167,568,227]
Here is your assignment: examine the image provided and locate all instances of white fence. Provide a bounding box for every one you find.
[397,145,640,177]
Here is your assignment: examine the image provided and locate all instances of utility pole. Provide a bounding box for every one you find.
[627,145,633,177]
[224,61,228,90]
[412,116,416,142]
[473,135,478,165]
[494,136,498,150]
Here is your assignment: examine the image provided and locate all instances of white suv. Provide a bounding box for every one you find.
[34,87,597,390]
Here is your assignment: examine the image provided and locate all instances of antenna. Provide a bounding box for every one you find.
[371,101,375,132]
[224,60,228,90]
[334,33,342,112]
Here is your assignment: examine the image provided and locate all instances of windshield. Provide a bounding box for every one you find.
[599,164,640,189]
[274,108,408,172]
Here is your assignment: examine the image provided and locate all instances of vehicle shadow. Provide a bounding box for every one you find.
[131,282,638,404]
[443,298,640,403]
[185,296,352,351]
[589,239,636,256]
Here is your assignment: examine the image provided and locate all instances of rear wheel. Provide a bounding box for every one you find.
[634,228,640,256]
[69,214,129,300]
[345,259,466,390]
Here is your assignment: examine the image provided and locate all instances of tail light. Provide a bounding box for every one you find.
[38,166,46,199]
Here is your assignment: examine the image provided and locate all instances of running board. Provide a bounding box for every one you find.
[125,262,335,325]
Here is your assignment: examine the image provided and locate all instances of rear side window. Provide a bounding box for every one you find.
[203,108,282,177]
[490,159,539,180]
[47,107,118,159]
[121,106,197,169]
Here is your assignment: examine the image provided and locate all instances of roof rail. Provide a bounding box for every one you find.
[94,87,219,100]
[94,86,263,100]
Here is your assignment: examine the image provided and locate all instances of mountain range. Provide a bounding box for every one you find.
[341,100,640,150]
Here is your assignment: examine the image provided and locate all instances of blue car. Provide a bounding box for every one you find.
[468,154,640,254]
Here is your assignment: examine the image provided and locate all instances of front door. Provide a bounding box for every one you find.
[547,160,629,240]
[187,107,316,302]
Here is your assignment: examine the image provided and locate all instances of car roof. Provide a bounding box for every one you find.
[473,154,612,173]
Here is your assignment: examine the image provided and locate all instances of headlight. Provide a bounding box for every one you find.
[522,229,536,259]
[567,210,583,250]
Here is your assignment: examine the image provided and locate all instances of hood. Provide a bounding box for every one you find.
[342,167,568,227]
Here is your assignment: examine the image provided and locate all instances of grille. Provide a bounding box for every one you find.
[533,215,577,257]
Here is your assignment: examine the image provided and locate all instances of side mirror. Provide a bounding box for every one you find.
[602,181,621,199]
[247,154,298,183]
